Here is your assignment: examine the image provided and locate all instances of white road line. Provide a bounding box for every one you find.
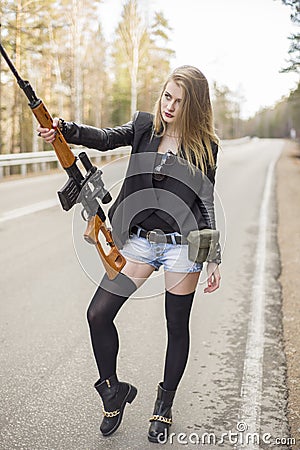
[237,153,281,449]
[0,198,59,223]
[0,173,65,189]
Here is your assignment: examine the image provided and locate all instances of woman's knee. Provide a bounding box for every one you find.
[86,281,130,329]
[86,288,112,329]
[86,301,102,329]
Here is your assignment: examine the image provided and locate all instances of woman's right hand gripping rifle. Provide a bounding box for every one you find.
[37,117,60,144]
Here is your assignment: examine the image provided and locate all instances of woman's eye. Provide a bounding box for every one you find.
[164,93,171,99]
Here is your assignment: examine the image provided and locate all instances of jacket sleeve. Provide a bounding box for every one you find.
[199,144,222,264]
[199,187,222,265]
[59,113,138,151]
[206,141,218,185]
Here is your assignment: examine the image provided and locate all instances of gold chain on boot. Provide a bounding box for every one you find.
[102,407,120,418]
[149,414,172,424]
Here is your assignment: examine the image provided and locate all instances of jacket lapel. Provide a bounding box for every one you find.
[147,132,161,153]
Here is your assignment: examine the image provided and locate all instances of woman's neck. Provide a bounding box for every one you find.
[158,132,181,154]
[165,132,178,138]
[165,126,179,139]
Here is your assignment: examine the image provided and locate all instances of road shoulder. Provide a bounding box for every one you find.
[277,139,300,445]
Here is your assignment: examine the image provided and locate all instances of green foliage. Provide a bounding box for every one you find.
[279,0,300,73]
[281,33,300,73]
[281,0,300,23]
[244,82,300,138]
[211,79,300,139]
[212,82,244,139]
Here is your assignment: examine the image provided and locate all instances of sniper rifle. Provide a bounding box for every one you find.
[0,43,126,280]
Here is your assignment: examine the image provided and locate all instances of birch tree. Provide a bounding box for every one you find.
[138,11,174,112]
[82,23,108,127]
[115,0,148,117]
[54,0,104,123]
[111,3,174,123]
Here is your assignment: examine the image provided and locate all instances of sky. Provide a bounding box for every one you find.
[98,0,299,119]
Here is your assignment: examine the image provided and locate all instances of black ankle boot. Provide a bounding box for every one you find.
[148,382,176,443]
[94,374,137,436]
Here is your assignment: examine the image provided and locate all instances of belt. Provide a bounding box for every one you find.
[131,226,187,245]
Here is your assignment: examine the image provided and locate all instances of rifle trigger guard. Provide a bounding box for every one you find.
[81,208,89,222]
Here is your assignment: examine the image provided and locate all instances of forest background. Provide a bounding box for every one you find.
[0,0,299,156]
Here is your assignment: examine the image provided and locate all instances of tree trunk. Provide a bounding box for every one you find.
[131,43,138,116]
[72,0,82,123]
[11,0,22,153]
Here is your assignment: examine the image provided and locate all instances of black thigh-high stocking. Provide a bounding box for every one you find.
[86,272,137,381]
[163,290,195,391]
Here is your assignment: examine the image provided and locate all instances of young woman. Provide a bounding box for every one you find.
[38,65,221,443]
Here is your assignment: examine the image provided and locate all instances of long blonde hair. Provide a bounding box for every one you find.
[153,65,219,174]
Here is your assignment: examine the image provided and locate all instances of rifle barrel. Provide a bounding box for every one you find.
[0,43,41,108]
[0,43,22,83]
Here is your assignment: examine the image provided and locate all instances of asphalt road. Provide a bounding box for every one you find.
[0,139,292,450]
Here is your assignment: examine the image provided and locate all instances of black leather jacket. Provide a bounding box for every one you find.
[61,111,221,264]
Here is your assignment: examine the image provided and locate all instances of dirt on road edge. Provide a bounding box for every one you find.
[277,139,300,445]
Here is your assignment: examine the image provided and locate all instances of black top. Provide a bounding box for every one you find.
[136,186,180,233]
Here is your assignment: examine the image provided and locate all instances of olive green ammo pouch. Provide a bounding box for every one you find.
[187,229,220,263]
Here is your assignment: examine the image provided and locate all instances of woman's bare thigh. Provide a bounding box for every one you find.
[164,271,201,295]
[121,259,156,289]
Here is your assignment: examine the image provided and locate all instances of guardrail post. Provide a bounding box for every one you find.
[21,164,27,176]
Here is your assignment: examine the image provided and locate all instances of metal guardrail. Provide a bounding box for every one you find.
[0,146,130,179]
[0,138,251,179]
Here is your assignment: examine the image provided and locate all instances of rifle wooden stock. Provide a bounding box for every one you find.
[84,215,126,280]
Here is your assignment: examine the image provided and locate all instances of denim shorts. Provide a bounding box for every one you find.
[120,229,203,273]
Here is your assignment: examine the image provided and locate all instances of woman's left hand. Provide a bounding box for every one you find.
[204,262,221,293]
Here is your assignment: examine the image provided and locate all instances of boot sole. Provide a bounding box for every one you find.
[101,384,137,437]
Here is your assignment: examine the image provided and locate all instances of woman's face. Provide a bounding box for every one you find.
[160,80,183,126]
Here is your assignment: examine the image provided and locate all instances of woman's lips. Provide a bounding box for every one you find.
[164,111,174,118]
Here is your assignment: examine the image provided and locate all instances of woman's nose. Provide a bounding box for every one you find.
[167,101,175,111]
